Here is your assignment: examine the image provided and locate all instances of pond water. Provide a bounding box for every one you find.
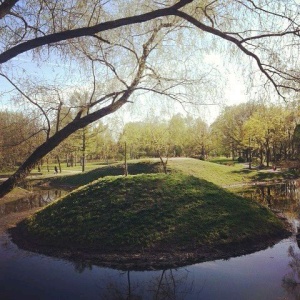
[1,183,300,299]
[0,189,65,217]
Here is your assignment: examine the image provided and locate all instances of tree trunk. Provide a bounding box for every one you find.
[158,150,168,174]
[0,98,129,198]
[56,155,62,173]
[260,146,263,166]
[82,129,86,173]
[124,142,128,176]
[46,158,50,172]
[231,142,235,161]
[266,147,270,167]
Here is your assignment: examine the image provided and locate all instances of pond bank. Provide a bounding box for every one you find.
[1,195,290,271]
[0,209,40,235]
[1,159,299,299]
[9,224,290,271]
[0,188,68,234]
[9,173,291,270]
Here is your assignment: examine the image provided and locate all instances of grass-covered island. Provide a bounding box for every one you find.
[10,159,290,270]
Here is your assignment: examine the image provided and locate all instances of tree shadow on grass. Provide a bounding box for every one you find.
[230,166,297,184]
[49,161,162,187]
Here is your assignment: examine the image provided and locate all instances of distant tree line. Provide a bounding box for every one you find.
[1,0,299,197]
[211,102,300,166]
[1,101,300,171]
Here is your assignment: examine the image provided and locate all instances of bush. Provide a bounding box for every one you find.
[237,157,245,163]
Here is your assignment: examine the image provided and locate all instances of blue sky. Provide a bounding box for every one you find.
[0,50,247,125]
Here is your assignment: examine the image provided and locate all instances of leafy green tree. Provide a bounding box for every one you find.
[185,117,210,158]
[168,114,188,157]
[89,122,117,162]
[147,120,170,173]
[243,105,294,167]
[120,122,148,159]
[0,110,42,171]
[0,0,299,197]
[211,103,259,160]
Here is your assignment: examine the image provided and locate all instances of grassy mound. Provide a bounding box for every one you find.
[49,161,162,187]
[16,173,286,257]
[44,158,288,192]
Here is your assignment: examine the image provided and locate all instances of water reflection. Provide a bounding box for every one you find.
[0,189,67,217]
[99,269,200,300]
[242,180,300,205]
[283,245,300,299]
[3,181,300,299]
[72,259,93,274]
[240,180,300,230]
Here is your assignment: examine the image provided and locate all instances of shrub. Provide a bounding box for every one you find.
[237,157,245,163]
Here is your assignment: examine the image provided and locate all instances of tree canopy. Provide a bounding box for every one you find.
[0,0,299,197]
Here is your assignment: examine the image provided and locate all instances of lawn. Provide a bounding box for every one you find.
[18,173,286,254]
[44,157,286,189]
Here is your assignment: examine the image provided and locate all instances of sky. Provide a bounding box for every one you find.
[0,47,249,127]
[111,69,247,127]
[1,0,274,128]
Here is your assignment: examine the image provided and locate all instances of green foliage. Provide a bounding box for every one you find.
[210,102,298,163]
[237,156,245,163]
[118,113,210,159]
[0,110,43,171]
[210,103,259,157]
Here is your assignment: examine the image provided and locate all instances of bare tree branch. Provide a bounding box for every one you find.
[0,0,193,63]
[0,0,19,19]
[0,128,46,148]
[174,10,299,98]
[0,19,162,197]
[0,72,52,138]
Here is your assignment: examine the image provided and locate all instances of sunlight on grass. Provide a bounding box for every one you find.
[20,173,285,252]
[168,158,255,186]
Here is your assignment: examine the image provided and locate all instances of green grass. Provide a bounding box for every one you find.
[48,160,162,187]
[19,172,286,253]
[169,158,290,187]
[30,158,289,190]
[168,158,253,186]
[208,157,236,165]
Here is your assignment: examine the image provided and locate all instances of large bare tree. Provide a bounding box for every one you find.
[0,0,299,198]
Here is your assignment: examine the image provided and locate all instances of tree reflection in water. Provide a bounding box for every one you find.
[72,260,93,273]
[282,245,300,299]
[0,189,66,217]
[99,269,201,300]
